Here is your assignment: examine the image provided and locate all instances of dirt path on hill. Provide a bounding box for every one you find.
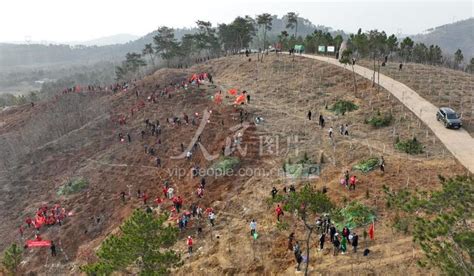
[300,54,474,174]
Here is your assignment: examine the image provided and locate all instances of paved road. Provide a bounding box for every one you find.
[300,54,474,174]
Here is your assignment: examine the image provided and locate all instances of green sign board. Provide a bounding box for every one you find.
[318,45,326,52]
[294,45,305,51]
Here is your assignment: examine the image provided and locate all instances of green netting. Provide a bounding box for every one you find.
[333,201,376,230]
[353,157,379,173]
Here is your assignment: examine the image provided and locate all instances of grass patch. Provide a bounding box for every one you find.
[57,178,89,196]
[276,221,289,231]
[329,100,358,115]
[365,111,393,128]
[393,215,411,234]
[332,201,376,229]
[395,137,424,154]
[211,156,240,174]
[266,194,286,206]
[353,157,379,173]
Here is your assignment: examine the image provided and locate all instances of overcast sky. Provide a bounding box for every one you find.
[1,0,472,43]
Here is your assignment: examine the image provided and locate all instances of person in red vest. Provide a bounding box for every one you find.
[275,205,284,221]
[154,197,163,205]
[187,236,193,255]
[162,186,168,198]
[349,175,358,190]
[205,207,213,215]
[174,196,183,213]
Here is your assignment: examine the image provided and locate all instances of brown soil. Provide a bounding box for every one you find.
[0,54,466,275]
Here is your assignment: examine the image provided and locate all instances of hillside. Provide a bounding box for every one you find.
[358,59,474,135]
[412,18,474,59]
[0,53,468,274]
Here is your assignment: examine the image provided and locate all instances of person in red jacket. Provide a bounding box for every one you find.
[349,175,357,190]
[187,236,193,255]
[176,196,183,213]
[275,205,284,221]
[154,197,163,205]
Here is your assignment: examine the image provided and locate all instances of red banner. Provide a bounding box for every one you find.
[26,240,52,248]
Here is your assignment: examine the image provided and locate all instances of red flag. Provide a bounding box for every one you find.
[368,221,375,240]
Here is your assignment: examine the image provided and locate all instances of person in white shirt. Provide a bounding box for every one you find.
[208,212,216,226]
[250,219,257,236]
[167,187,174,199]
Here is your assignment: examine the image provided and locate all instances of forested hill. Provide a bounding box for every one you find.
[0,43,126,67]
[412,18,474,58]
[0,28,197,67]
[0,15,339,68]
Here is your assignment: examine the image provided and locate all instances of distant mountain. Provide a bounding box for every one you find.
[412,18,474,59]
[0,28,198,67]
[69,34,140,46]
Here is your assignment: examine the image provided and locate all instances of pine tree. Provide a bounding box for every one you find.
[466,58,474,73]
[142,43,155,67]
[256,13,273,52]
[153,26,180,67]
[81,210,181,275]
[385,176,473,275]
[1,243,23,275]
[454,49,464,68]
[278,184,334,276]
[286,12,299,41]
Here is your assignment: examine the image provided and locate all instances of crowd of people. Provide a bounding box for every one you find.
[271,181,374,271]
[111,71,230,258]
[286,212,363,271]
[120,180,218,246]
[20,204,69,257]
[19,54,383,273]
